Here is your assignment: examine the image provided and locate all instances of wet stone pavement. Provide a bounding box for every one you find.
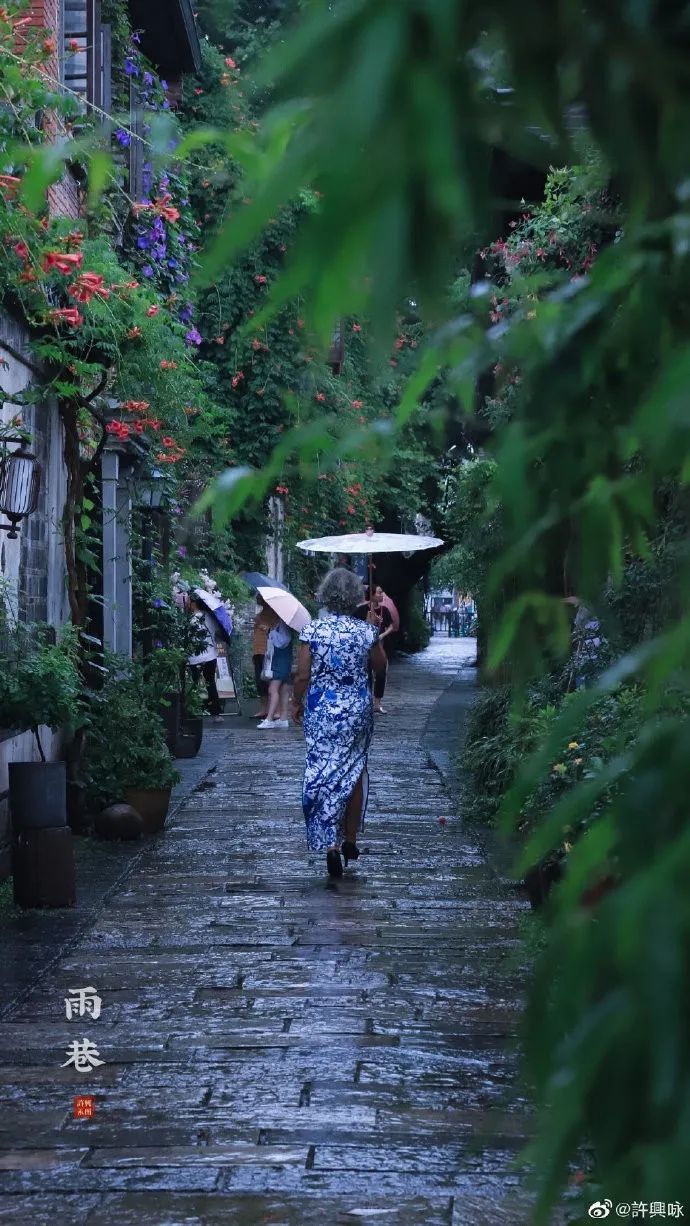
[0,637,536,1225]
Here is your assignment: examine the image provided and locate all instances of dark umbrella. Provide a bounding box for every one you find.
[241,571,288,592]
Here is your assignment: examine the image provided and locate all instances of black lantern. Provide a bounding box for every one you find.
[0,441,41,539]
[136,468,166,510]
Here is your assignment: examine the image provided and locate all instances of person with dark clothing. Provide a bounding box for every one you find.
[356,585,394,713]
[187,595,223,715]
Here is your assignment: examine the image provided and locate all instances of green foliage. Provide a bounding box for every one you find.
[399,587,431,654]
[82,657,180,808]
[463,677,661,838]
[8,0,690,1207]
[181,679,207,719]
[435,458,501,597]
[198,2,690,1207]
[0,626,83,758]
[178,33,449,575]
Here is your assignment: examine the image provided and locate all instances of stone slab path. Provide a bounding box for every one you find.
[0,639,533,1225]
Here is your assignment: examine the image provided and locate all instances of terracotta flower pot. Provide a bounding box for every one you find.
[124,786,172,834]
[174,716,203,759]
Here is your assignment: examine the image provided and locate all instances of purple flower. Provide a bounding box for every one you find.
[179,302,194,323]
[136,235,150,249]
[130,31,141,44]
[143,71,154,86]
[160,80,169,92]
[163,100,170,110]
[153,639,164,648]
[142,264,154,278]
[185,327,202,346]
[115,128,131,147]
[177,546,187,558]
[153,598,164,608]
[124,57,139,76]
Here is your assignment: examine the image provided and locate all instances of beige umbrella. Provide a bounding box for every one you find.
[257,585,311,632]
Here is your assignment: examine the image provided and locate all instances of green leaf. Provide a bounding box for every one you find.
[87,150,113,208]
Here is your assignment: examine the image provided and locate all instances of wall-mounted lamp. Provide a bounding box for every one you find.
[135,468,167,510]
[0,439,41,539]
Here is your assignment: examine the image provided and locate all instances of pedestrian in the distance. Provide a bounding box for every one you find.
[258,619,293,729]
[356,584,394,713]
[252,596,279,720]
[187,593,223,716]
[292,567,388,877]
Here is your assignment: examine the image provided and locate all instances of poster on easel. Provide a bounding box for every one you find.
[215,651,236,699]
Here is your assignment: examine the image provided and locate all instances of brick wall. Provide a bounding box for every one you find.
[47,173,81,220]
[22,0,62,72]
[19,1,82,220]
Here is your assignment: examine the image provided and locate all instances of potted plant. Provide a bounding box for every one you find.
[145,646,186,753]
[0,627,83,831]
[123,743,180,833]
[174,676,205,758]
[83,657,180,834]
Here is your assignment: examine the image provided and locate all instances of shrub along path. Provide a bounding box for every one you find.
[0,637,535,1225]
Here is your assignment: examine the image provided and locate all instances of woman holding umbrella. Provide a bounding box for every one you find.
[241,574,289,720]
[255,585,311,730]
[292,567,388,877]
[252,595,279,721]
[257,615,293,729]
[187,588,231,717]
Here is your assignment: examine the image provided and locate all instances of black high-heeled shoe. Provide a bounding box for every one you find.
[341,840,360,868]
[326,848,343,877]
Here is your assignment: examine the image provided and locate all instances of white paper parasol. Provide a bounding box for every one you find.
[297,529,444,602]
[297,530,444,555]
[257,585,311,632]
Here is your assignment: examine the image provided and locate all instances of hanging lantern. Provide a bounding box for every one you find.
[135,468,166,510]
[0,441,41,539]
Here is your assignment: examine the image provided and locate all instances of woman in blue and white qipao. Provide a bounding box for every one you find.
[292,568,388,878]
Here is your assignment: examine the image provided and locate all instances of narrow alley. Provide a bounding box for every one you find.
[0,640,532,1225]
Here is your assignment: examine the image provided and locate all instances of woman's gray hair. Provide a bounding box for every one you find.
[316,567,364,615]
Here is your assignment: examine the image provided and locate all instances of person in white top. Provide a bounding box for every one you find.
[187,594,223,715]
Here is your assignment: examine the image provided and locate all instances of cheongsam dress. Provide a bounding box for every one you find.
[298,614,378,851]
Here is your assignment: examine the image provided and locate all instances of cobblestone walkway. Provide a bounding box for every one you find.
[0,639,532,1225]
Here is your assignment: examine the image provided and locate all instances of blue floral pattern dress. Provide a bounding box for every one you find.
[298,614,378,851]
